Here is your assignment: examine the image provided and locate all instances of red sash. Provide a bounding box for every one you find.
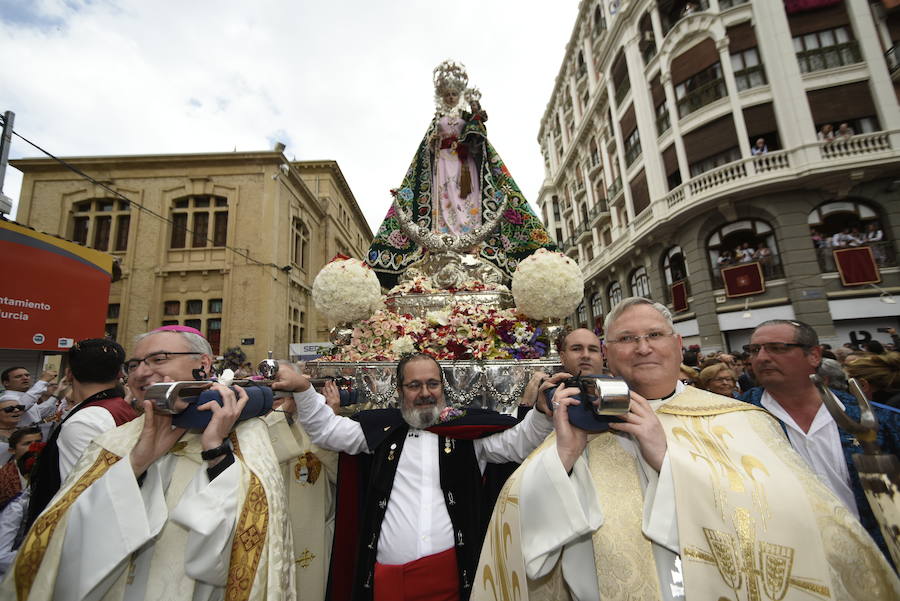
[374,547,459,601]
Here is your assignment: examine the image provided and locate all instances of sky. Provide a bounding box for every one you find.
[0,0,580,232]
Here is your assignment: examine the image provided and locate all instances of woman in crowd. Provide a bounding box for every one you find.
[844,351,900,407]
[697,362,739,398]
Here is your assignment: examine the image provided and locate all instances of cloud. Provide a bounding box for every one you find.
[1,0,578,233]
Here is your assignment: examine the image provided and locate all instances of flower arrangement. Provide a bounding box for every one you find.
[387,276,509,296]
[511,248,584,320]
[325,302,547,361]
[312,258,384,324]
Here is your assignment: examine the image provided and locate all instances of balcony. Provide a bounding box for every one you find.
[624,141,642,167]
[676,78,726,118]
[814,241,897,273]
[575,220,592,242]
[607,177,623,201]
[589,200,609,224]
[575,129,900,280]
[796,42,861,74]
[712,257,785,290]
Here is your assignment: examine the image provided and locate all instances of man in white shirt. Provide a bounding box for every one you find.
[273,353,554,601]
[4,325,292,601]
[24,338,138,534]
[740,318,899,564]
[0,368,59,426]
[475,298,898,601]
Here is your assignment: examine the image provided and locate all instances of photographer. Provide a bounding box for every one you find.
[5,326,291,601]
[476,298,898,600]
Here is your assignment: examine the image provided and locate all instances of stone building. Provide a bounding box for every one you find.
[537,0,900,351]
[11,150,372,361]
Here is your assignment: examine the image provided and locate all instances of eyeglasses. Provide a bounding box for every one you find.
[125,351,199,374]
[743,342,810,356]
[606,331,675,346]
[402,380,442,392]
[1,405,25,413]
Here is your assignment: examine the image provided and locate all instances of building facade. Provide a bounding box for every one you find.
[11,150,373,361]
[537,0,900,352]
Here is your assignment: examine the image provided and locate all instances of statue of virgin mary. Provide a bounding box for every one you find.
[366,60,556,289]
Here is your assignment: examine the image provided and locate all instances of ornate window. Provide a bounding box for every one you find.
[608,281,623,308]
[590,293,603,322]
[576,301,587,326]
[630,267,651,298]
[707,219,782,285]
[170,195,228,249]
[71,199,131,252]
[807,201,894,270]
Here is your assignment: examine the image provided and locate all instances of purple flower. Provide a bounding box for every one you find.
[503,209,524,225]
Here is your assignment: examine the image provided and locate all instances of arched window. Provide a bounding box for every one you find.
[807,200,894,270]
[707,219,782,285]
[590,293,603,320]
[661,245,689,303]
[630,267,651,298]
[662,246,688,285]
[593,4,607,33]
[576,301,587,326]
[608,281,623,308]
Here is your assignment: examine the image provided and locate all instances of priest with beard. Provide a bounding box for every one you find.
[273,353,555,601]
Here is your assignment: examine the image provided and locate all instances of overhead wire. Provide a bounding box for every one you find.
[1,117,283,271]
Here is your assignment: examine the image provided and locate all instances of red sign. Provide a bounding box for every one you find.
[671,281,689,313]
[834,247,881,286]
[721,262,766,298]
[0,220,113,351]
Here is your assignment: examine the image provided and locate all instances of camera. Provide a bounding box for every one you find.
[142,382,273,429]
[544,374,630,432]
[310,377,360,406]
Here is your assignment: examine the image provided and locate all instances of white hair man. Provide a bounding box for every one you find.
[4,325,292,601]
[475,297,898,601]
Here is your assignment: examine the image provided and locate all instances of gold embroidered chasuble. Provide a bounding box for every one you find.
[264,411,337,601]
[3,415,293,601]
[473,386,900,601]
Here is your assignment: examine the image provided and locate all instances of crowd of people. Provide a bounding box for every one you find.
[0,309,896,600]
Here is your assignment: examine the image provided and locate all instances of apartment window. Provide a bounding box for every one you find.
[731,48,767,91]
[608,281,623,308]
[690,146,741,177]
[630,267,651,298]
[793,27,861,74]
[293,218,310,270]
[170,195,228,249]
[164,301,181,316]
[186,300,203,315]
[623,128,642,166]
[71,199,131,252]
[290,306,306,343]
[675,63,725,118]
[208,298,223,314]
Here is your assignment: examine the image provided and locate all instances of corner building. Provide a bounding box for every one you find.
[537,0,900,351]
[11,151,372,361]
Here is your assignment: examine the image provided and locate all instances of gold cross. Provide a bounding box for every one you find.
[296,548,316,568]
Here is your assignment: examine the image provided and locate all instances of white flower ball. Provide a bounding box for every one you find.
[312,259,384,324]
[511,249,584,320]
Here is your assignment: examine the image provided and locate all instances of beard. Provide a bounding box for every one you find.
[400,399,443,429]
